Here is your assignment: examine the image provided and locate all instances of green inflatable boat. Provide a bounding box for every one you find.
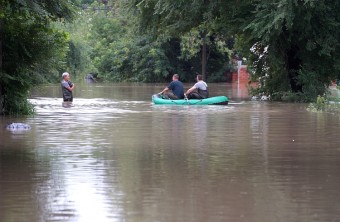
[152,94,228,105]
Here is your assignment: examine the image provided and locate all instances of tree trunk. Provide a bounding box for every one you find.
[201,38,207,81]
[0,18,3,114]
[0,19,2,71]
[287,45,302,92]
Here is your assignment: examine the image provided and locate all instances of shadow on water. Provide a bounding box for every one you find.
[1,83,340,222]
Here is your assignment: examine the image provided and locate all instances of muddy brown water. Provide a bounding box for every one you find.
[1,82,340,222]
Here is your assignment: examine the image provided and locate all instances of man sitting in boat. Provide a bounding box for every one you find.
[158,74,185,100]
[184,74,209,99]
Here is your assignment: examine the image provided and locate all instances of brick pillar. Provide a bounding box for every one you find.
[230,65,250,99]
[232,65,249,83]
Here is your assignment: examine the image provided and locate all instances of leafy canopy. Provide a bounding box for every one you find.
[0,0,76,115]
[125,0,340,101]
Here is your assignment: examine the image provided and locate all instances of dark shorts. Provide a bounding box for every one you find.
[164,92,180,100]
[63,98,73,102]
[188,92,208,99]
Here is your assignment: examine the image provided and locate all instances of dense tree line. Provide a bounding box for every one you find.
[65,0,340,101]
[1,0,339,114]
[66,0,233,83]
[242,1,340,101]
[126,0,340,101]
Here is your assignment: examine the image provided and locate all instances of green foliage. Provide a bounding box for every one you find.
[3,0,339,115]
[58,0,235,83]
[179,27,233,73]
[145,0,339,101]
[1,68,35,115]
[315,95,327,111]
[296,67,331,101]
[179,29,203,61]
[0,0,76,115]
[124,0,235,80]
[241,0,340,102]
[93,34,170,82]
[65,38,93,79]
[83,5,188,82]
[306,95,339,113]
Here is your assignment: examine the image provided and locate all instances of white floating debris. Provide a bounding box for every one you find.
[6,123,31,131]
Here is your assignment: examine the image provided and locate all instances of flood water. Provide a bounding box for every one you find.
[1,82,340,222]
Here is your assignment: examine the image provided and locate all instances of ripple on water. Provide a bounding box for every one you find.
[29,97,145,115]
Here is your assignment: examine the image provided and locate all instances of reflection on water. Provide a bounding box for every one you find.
[1,83,340,222]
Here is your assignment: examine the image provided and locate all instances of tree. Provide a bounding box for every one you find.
[124,0,234,81]
[232,0,340,101]
[0,0,76,115]
[88,13,171,82]
[126,0,340,101]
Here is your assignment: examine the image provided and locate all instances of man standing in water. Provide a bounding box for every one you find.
[61,72,75,102]
[158,74,184,100]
